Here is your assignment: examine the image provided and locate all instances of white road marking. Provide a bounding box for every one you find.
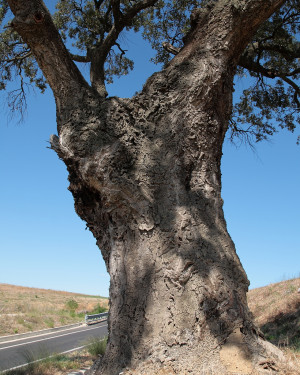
[0,323,84,345]
[0,323,107,351]
[1,345,87,373]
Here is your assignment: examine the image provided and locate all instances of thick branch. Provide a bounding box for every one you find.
[281,76,300,107]
[122,0,158,26]
[239,54,284,78]
[70,53,91,63]
[175,0,288,67]
[238,54,300,79]
[111,0,122,25]
[258,42,300,61]
[90,48,107,97]
[94,0,105,11]
[7,0,89,104]
[162,42,180,55]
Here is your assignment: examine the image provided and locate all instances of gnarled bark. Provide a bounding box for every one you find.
[8,0,287,373]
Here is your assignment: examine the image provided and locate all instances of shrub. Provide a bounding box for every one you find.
[44,317,54,328]
[91,303,107,314]
[65,299,78,311]
[86,336,107,357]
[76,311,86,318]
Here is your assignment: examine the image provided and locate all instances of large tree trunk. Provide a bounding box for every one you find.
[8,0,287,373]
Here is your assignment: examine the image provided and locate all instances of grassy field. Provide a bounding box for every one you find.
[0,283,108,336]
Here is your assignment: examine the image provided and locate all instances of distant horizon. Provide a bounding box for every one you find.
[0,282,109,298]
[1,273,299,296]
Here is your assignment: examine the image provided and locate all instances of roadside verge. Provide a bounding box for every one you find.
[0,322,84,344]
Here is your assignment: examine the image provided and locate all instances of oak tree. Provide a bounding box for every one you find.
[1,0,299,374]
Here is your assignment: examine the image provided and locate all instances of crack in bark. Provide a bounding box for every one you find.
[6,0,290,373]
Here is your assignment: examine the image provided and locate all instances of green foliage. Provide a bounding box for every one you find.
[85,336,107,357]
[44,317,55,328]
[91,303,107,314]
[134,0,203,65]
[76,311,86,318]
[0,1,46,116]
[0,0,299,143]
[53,0,134,83]
[230,0,300,144]
[65,299,79,311]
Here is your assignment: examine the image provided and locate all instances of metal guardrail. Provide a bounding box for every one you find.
[85,312,108,325]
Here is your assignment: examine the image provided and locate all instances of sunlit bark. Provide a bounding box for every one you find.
[7,0,287,373]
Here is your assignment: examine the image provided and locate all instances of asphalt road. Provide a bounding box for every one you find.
[0,322,108,372]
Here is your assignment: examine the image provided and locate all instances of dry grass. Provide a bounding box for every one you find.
[277,349,300,375]
[2,349,94,375]
[0,283,108,336]
[247,277,300,351]
[1,279,299,374]
[247,277,300,374]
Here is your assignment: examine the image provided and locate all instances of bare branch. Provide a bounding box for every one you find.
[162,42,181,55]
[70,53,91,63]
[281,76,300,107]
[5,51,31,64]
[122,0,159,27]
[115,42,127,58]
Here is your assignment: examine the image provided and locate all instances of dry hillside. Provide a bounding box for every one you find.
[0,283,108,336]
[0,278,299,351]
[248,277,300,351]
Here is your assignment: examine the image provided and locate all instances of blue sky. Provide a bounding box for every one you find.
[0,7,299,297]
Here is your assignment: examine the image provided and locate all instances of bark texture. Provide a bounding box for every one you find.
[8,0,287,373]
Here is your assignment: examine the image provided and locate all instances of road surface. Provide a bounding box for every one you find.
[0,321,108,372]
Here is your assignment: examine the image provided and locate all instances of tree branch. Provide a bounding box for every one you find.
[89,0,159,96]
[111,0,122,25]
[115,42,127,58]
[7,0,89,105]
[122,0,158,26]
[94,0,105,11]
[162,42,180,55]
[238,54,300,107]
[70,53,91,63]
[102,0,159,56]
[176,0,288,67]
[250,41,300,61]
[281,76,300,107]
[5,50,31,64]
[238,54,300,80]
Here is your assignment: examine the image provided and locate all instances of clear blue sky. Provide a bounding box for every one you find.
[0,7,299,297]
